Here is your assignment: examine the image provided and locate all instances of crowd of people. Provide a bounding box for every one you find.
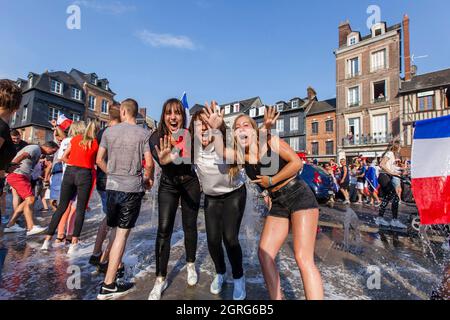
[0,79,323,301]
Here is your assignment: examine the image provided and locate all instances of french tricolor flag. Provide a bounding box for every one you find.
[57,114,73,131]
[411,114,450,225]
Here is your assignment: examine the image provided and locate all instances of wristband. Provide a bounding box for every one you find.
[269,177,273,187]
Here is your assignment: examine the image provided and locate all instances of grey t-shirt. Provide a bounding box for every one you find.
[100,122,151,193]
[14,145,42,178]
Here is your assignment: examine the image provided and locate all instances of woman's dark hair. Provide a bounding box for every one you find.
[157,98,186,136]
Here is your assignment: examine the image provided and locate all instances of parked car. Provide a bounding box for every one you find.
[299,164,334,202]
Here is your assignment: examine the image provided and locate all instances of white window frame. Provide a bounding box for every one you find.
[249,108,256,117]
[72,88,81,101]
[51,80,63,95]
[277,103,284,112]
[290,117,298,131]
[347,85,361,108]
[101,100,109,114]
[370,48,387,72]
[224,105,231,115]
[346,56,361,78]
[11,112,17,126]
[21,105,28,122]
[371,78,389,103]
[72,113,81,122]
[258,106,266,116]
[276,119,284,133]
[292,100,299,109]
[233,103,240,113]
[290,137,300,151]
[89,95,96,110]
[48,107,62,122]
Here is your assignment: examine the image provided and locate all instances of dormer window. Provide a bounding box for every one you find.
[28,76,33,88]
[224,105,231,115]
[249,108,256,117]
[233,103,240,113]
[258,106,266,116]
[90,74,98,85]
[277,103,284,112]
[51,80,63,94]
[371,23,386,37]
[105,82,109,91]
[292,100,299,109]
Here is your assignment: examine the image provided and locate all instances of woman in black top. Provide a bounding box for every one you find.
[0,80,22,221]
[148,98,201,300]
[203,103,323,300]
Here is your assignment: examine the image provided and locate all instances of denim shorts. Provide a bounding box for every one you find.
[392,177,401,188]
[269,178,319,219]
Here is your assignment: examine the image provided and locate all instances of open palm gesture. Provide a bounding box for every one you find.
[261,106,280,131]
[202,101,225,130]
[155,135,176,165]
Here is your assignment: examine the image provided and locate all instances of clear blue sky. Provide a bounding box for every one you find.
[1,0,449,121]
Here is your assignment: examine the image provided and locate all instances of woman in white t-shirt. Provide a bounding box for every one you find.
[375,141,406,229]
[189,110,248,300]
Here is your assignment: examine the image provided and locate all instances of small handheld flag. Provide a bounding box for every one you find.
[181,92,190,128]
[57,114,73,131]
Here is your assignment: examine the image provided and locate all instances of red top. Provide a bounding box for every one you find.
[67,135,99,169]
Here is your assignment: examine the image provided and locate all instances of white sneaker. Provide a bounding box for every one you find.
[3,224,26,233]
[148,277,168,300]
[67,243,80,256]
[375,217,390,227]
[390,219,407,229]
[41,239,51,251]
[210,274,226,295]
[233,276,246,300]
[26,225,47,236]
[187,263,198,286]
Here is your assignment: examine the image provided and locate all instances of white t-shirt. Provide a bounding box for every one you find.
[383,151,401,175]
[195,144,245,196]
[56,137,72,173]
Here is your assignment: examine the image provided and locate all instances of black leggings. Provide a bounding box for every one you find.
[205,185,246,279]
[47,166,93,238]
[378,173,399,219]
[155,175,201,278]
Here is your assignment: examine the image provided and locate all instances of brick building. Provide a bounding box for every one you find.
[334,16,410,160]
[69,69,115,129]
[305,98,337,163]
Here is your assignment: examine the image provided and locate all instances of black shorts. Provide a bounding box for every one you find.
[106,190,145,229]
[269,178,319,219]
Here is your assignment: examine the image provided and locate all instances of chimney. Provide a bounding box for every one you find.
[403,14,412,81]
[339,20,352,47]
[307,87,317,101]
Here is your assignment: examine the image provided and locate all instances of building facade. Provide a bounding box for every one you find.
[335,16,409,160]
[11,71,85,144]
[305,98,337,163]
[69,69,115,129]
[399,68,450,157]
[220,97,263,129]
[249,96,308,152]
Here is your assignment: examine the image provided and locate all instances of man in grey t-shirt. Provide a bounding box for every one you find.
[96,99,154,300]
[5,142,59,236]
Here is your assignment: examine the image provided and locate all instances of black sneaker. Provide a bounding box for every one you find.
[97,281,134,300]
[97,262,125,279]
[89,254,102,266]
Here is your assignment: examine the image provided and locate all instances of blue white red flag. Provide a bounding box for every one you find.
[181,92,190,128]
[411,114,450,225]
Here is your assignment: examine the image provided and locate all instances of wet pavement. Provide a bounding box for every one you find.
[0,182,448,300]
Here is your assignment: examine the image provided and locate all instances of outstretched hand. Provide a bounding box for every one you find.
[261,106,280,131]
[202,101,225,130]
[155,135,178,165]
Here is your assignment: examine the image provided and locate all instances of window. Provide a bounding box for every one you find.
[276,119,284,133]
[290,117,299,131]
[100,121,107,129]
[22,105,28,122]
[348,118,361,144]
[28,77,33,88]
[348,86,360,107]
[277,103,284,112]
[290,137,300,151]
[418,95,435,112]
[311,122,319,135]
[311,142,319,156]
[347,57,360,78]
[348,36,358,46]
[371,49,386,72]
[374,28,382,36]
[373,80,387,103]
[258,106,266,116]
[105,83,109,91]
[72,88,81,100]
[372,114,388,143]
[101,100,108,114]
[72,114,81,121]
[326,141,334,155]
[48,107,61,122]
[292,100,299,109]
[224,105,231,115]
[249,108,256,117]
[51,80,63,94]
[91,74,98,85]
[446,88,450,108]
[325,120,334,132]
[89,95,96,110]
[11,112,17,126]
[233,103,240,113]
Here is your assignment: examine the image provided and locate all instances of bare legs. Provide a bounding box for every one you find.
[7,196,36,230]
[104,228,130,285]
[258,209,324,300]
